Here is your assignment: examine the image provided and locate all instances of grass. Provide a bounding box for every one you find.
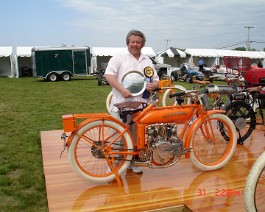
[0,76,225,211]
[0,76,112,211]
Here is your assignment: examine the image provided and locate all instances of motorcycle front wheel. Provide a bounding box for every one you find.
[189,113,237,171]
[244,151,265,212]
[68,119,133,183]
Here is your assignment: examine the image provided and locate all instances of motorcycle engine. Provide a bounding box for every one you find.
[146,123,183,165]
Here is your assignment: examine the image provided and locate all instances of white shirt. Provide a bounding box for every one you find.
[105,49,159,112]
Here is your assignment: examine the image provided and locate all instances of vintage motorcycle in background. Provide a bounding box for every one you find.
[61,70,237,186]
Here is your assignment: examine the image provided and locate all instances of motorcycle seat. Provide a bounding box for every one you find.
[114,101,146,111]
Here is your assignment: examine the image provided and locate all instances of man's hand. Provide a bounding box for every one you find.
[121,89,133,98]
[146,81,158,91]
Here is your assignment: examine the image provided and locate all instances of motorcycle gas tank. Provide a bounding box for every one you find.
[139,106,194,125]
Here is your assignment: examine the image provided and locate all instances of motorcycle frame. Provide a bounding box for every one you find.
[62,101,225,160]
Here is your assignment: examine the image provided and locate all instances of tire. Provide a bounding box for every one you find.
[161,85,188,106]
[260,99,265,108]
[158,68,167,79]
[189,113,237,171]
[61,72,71,81]
[47,72,59,82]
[98,75,102,86]
[244,151,265,211]
[185,74,193,83]
[225,101,256,144]
[171,71,178,81]
[106,91,112,114]
[68,120,133,183]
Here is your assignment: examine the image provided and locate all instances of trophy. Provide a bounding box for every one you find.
[142,66,154,99]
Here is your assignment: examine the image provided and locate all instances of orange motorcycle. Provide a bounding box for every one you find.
[61,70,237,186]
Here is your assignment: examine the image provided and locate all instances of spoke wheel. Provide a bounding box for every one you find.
[189,114,237,171]
[245,151,265,211]
[225,101,256,144]
[68,120,133,183]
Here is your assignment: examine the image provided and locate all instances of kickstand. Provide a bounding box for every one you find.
[114,170,123,187]
[106,155,123,187]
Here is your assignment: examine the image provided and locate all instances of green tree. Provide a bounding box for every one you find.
[234,47,246,51]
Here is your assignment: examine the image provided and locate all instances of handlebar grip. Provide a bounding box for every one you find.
[153,87,162,91]
[169,91,186,98]
[201,89,208,94]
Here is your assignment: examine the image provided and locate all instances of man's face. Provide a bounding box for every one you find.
[127,35,144,57]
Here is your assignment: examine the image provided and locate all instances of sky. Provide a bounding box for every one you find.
[1,0,265,53]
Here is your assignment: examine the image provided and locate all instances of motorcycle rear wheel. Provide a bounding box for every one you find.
[68,119,133,183]
[225,101,256,144]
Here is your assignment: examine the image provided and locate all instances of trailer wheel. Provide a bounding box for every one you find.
[61,72,71,81]
[47,73,59,82]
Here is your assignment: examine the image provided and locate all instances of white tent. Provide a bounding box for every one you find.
[213,49,242,57]
[0,47,16,77]
[258,51,265,67]
[156,47,188,67]
[90,47,156,73]
[237,50,264,59]
[185,48,218,67]
[213,49,265,69]
[183,48,265,68]
[14,47,33,77]
[157,47,186,58]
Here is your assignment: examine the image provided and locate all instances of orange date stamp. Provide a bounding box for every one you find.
[198,188,241,196]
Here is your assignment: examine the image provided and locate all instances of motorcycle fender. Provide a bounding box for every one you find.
[65,116,129,147]
[184,110,225,159]
[62,114,76,133]
[65,117,100,147]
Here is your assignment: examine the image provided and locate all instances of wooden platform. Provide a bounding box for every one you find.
[41,129,265,211]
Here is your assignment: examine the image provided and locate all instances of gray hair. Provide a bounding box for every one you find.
[126,30,146,45]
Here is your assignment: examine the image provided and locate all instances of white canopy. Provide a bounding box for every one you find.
[91,47,156,57]
[90,47,156,73]
[213,49,242,57]
[0,47,12,57]
[13,47,35,77]
[236,50,264,59]
[0,46,16,78]
[16,46,33,57]
[185,48,218,57]
[258,51,265,57]
[91,47,125,56]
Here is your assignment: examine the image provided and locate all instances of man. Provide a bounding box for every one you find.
[104,30,159,173]
[198,59,204,73]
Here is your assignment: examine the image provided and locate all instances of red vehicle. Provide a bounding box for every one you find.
[244,68,265,85]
